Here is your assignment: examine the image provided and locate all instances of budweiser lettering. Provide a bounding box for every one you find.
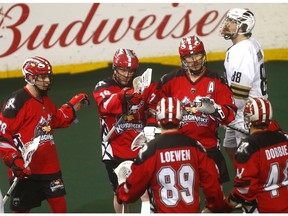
[0,3,225,57]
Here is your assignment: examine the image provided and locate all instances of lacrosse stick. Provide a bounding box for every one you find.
[103,68,152,143]
[225,125,249,135]
[131,127,161,151]
[3,136,41,204]
[114,160,133,213]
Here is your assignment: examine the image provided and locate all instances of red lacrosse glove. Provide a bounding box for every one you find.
[3,151,31,179]
[11,158,31,179]
[117,87,141,105]
[68,93,90,111]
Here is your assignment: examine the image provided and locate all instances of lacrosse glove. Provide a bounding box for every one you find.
[68,93,90,112]
[195,96,225,119]
[117,87,141,105]
[3,151,31,179]
[143,126,157,142]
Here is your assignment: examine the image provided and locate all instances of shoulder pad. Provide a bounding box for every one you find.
[2,89,31,118]
[235,138,259,163]
[94,78,113,91]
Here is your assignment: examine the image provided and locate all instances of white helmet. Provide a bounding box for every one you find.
[220,8,255,40]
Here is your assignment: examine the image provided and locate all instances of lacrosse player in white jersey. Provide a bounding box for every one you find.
[220,8,268,163]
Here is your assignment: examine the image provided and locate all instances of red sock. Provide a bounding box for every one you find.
[47,196,67,213]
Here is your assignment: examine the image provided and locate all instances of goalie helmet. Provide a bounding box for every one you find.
[220,8,255,40]
[157,97,183,126]
[112,48,139,72]
[22,56,53,84]
[244,97,272,128]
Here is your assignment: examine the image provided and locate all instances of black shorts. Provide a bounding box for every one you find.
[10,177,66,212]
[206,146,230,184]
[103,158,134,193]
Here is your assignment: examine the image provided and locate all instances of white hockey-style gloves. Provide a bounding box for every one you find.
[143,126,156,142]
[194,96,225,119]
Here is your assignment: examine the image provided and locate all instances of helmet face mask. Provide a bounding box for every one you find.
[156,97,183,128]
[244,98,272,129]
[22,56,53,94]
[220,8,255,40]
[178,36,206,76]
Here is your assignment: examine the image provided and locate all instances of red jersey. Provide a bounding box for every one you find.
[156,67,236,149]
[0,86,75,180]
[93,77,157,160]
[117,131,225,213]
[231,127,288,212]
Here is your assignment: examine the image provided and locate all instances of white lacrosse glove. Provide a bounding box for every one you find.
[143,126,156,142]
[195,96,225,119]
[143,126,161,142]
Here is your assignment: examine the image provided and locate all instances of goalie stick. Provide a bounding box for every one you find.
[3,136,41,204]
[103,68,152,143]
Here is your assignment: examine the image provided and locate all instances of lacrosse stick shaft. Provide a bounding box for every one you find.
[2,135,41,204]
[103,115,125,142]
[3,177,19,204]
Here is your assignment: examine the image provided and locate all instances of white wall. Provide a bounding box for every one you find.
[0,3,287,76]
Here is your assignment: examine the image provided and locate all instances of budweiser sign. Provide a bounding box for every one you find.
[0,3,226,58]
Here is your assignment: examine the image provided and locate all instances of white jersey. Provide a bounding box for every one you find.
[224,37,268,125]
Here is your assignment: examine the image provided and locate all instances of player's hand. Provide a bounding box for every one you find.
[115,183,125,204]
[143,126,157,142]
[195,96,217,114]
[68,93,90,112]
[117,87,141,105]
[11,158,31,179]
[195,96,225,119]
[3,151,31,179]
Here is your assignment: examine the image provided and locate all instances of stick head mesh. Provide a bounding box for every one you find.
[114,160,133,185]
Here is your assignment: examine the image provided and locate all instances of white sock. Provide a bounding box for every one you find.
[141,200,150,213]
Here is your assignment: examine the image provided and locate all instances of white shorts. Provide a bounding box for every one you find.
[223,125,248,148]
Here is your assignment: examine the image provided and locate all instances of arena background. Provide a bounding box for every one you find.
[0,60,287,213]
[0,2,288,213]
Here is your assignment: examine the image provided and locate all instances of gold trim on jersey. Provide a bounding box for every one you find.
[230,83,251,99]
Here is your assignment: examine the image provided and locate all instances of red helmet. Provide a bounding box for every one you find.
[112,49,139,72]
[157,97,183,126]
[179,35,205,57]
[22,56,52,83]
[244,97,272,127]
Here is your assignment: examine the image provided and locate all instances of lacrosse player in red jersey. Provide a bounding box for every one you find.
[223,98,288,213]
[93,48,157,213]
[149,35,236,184]
[220,8,268,163]
[116,97,226,213]
[0,56,90,213]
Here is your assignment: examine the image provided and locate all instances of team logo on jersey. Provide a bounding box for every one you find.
[35,115,54,143]
[191,88,196,94]
[180,97,209,127]
[12,197,21,207]
[5,97,15,110]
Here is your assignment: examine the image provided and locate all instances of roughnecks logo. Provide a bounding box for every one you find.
[180,97,209,127]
